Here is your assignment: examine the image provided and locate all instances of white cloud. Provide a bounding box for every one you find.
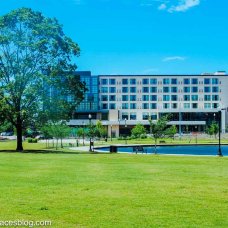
[168,0,200,13]
[158,3,167,10]
[162,56,186,62]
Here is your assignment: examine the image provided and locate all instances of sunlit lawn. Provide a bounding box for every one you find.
[0,153,227,227]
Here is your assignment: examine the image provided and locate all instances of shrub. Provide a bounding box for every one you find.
[140,134,147,139]
[27,138,38,143]
[27,138,33,143]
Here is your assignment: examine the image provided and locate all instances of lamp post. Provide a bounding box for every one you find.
[195,126,197,144]
[110,125,113,141]
[118,118,121,138]
[88,114,92,152]
[124,118,127,144]
[82,121,85,146]
[217,110,223,157]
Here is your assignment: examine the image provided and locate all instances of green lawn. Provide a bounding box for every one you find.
[0,153,227,227]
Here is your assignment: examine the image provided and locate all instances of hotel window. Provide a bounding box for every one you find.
[142,87,149,93]
[192,87,198,93]
[122,87,128,93]
[172,103,178,109]
[122,103,129,109]
[212,95,219,101]
[150,103,157,109]
[204,87,211,93]
[101,87,108,93]
[130,103,137,109]
[163,78,170,84]
[142,78,149,84]
[101,79,108,85]
[142,112,149,120]
[212,103,219,108]
[109,95,116,101]
[143,103,149,109]
[150,95,157,101]
[122,79,128,85]
[184,103,190,109]
[150,78,157,84]
[184,87,190,93]
[171,95,178,101]
[163,103,170,109]
[184,78,190,84]
[171,87,177,93]
[150,114,157,120]
[171,78,177,84]
[184,95,190,101]
[212,86,219,93]
[122,112,128,120]
[204,103,211,109]
[109,79,116,85]
[109,87,116,93]
[130,112,137,120]
[163,95,170,101]
[122,95,128,101]
[204,78,210,84]
[163,87,170,93]
[130,95,136,101]
[212,78,219,84]
[191,95,198,101]
[102,103,108,109]
[130,79,136,85]
[150,87,157,93]
[192,103,198,109]
[130,87,136,93]
[204,95,211,101]
[101,95,108,101]
[192,78,198,84]
[109,103,116,109]
[143,95,149,101]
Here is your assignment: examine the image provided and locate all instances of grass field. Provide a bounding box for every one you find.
[0,152,227,227]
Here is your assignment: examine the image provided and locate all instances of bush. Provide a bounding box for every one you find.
[140,134,147,139]
[27,138,33,143]
[27,138,38,143]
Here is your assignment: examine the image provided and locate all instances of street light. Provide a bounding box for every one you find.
[82,121,85,146]
[110,125,113,141]
[217,110,223,157]
[124,118,127,144]
[88,114,92,152]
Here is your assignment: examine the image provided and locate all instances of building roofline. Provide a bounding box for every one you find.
[98,74,228,77]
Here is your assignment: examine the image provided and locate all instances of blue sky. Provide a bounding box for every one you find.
[0,0,227,75]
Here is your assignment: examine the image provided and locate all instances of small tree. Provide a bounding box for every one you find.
[95,120,107,140]
[206,122,219,139]
[149,115,169,153]
[165,125,177,140]
[131,123,146,139]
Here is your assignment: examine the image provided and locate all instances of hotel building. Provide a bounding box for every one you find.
[69,71,228,137]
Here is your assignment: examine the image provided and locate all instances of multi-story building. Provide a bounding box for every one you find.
[69,71,228,137]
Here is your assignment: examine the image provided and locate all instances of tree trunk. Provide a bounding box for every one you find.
[16,118,23,152]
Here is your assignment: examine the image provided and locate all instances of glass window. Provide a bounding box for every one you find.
[172,103,178,109]
[204,78,210,84]
[109,95,116,101]
[150,87,157,93]
[143,103,149,109]
[122,103,129,109]
[142,87,149,93]
[163,95,170,101]
[122,112,128,120]
[101,87,108,93]
[122,95,128,101]
[130,79,136,85]
[122,87,128,93]
[130,113,137,120]
[163,103,170,109]
[130,103,137,109]
[150,103,157,109]
[184,78,190,84]
[130,87,136,93]
[109,87,116,93]
[212,78,219,84]
[192,103,198,109]
[191,95,198,101]
[212,95,219,101]
[109,103,116,109]
[171,95,178,101]
[204,103,211,109]
[204,87,211,93]
[184,87,190,93]
[163,78,170,84]
[150,78,157,84]
[109,79,116,85]
[130,95,136,101]
[142,78,149,84]
[192,87,198,93]
[143,95,149,101]
[184,95,190,101]
[171,87,177,93]
[150,114,157,120]
[101,95,108,101]
[163,87,170,93]
[192,78,198,84]
[142,112,149,120]
[171,78,177,84]
[212,86,219,93]
[150,95,157,101]
[102,103,108,109]
[184,103,190,109]
[204,95,211,101]
[122,79,128,85]
[212,103,218,108]
[101,79,108,85]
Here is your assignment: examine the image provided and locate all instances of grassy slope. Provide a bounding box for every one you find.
[0,153,227,227]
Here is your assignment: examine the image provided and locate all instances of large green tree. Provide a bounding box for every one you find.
[0,8,85,151]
